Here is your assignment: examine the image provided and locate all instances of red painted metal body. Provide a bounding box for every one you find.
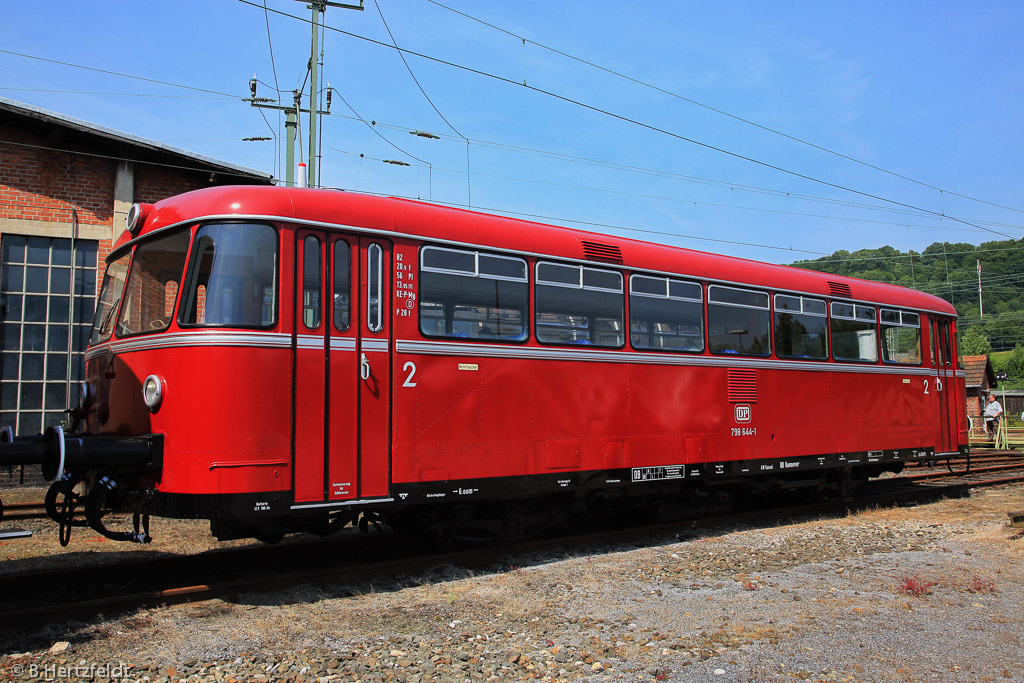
[77,186,967,532]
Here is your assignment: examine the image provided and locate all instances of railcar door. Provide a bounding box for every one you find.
[355,237,392,497]
[325,237,358,500]
[293,232,392,503]
[932,318,954,453]
[294,231,330,502]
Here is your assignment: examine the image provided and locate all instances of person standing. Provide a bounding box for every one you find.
[984,394,1003,439]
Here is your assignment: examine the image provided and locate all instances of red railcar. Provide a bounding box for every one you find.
[0,186,968,543]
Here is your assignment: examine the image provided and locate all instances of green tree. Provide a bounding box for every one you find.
[958,326,992,357]
[1004,345,1024,380]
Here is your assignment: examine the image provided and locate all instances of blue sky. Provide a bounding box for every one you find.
[1,1,1022,264]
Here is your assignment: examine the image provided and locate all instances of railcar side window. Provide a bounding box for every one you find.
[179,223,278,329]
[629,275,703,352]
[707,285,770,356]
[774,294,827,360]
[419,246,528,341]
[89,253,130,344]
[115,229,191,338]
[880,309,921,364]
[535,262,624,347]
[830,303,878,362]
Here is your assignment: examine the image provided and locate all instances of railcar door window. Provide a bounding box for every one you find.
[535,262,624,347]
[830,303,878,362]
[333,240,351,331]
[302,236,322,329]
[367,243,383,333]
[707,285,770,356]
[179,223,278,328]
[774,294,827,360]
[114,229,191,337]
[629,274,703,352]
[419,246,528,341]
[880,309,922,365]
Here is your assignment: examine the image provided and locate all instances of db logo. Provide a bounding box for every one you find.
[734,404,752,423]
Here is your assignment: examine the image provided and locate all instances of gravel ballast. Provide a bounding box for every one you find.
[1,484,1023,682]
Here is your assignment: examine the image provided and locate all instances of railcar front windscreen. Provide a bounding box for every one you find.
[89,253,130,344]
[115,229,191,337]
[178,223,278,328]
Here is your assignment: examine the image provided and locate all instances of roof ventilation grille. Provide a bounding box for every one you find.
[827,281,853,299]
[582,240,623,264]
[727,368,758,403]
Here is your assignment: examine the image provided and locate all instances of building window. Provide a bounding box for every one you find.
[1,235,98,434]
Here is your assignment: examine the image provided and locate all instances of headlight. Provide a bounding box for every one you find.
[78,381,90,408]
[142,375,165,412]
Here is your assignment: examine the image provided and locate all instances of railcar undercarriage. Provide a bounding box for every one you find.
[0,425,162,545]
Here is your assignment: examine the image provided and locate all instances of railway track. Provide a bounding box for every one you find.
[0,500,48,523]
[3,457,1021,629]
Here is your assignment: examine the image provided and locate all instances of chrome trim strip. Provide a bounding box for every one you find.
[296,333,325,350]
[361,339,390,352]
[85,331,293,359]
[330,338,357,350]
[395,339,937,376]
[84,331,372,358]
[291,497,395,510]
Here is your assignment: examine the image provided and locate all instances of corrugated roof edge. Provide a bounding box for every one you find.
[0,96,274,182]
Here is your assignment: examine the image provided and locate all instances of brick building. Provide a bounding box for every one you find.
[0,97,273,438]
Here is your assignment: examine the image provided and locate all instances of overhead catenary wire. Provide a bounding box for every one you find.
[328,146,1024,237]
[0,48,240,99]
[5,44,1021,237]
[0,87,228,100]
[236,0,1015,240]
[335,114,1024,233]
[321,181,828,257]
[422,0,1024,217]
[262,0,283,178]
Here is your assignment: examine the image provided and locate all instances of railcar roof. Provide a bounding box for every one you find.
[134,185,956,316]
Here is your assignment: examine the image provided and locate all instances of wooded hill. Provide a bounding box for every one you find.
[788,239,1024,350]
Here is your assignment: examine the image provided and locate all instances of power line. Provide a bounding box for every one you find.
[330,146,1024,237]
[330,91,429,167]
[0,48,240,99]
[792,244,1024,266]
[0,139,270,180]
[322,181,827,256]
[423,0,1024,217]
[371,0,462,202]
[238,1,1014,240]
[373,0,463,140]
[340,114,1023,232]
[7,39,1019,238]
[262,0,283,178]
[0,87,227,100]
